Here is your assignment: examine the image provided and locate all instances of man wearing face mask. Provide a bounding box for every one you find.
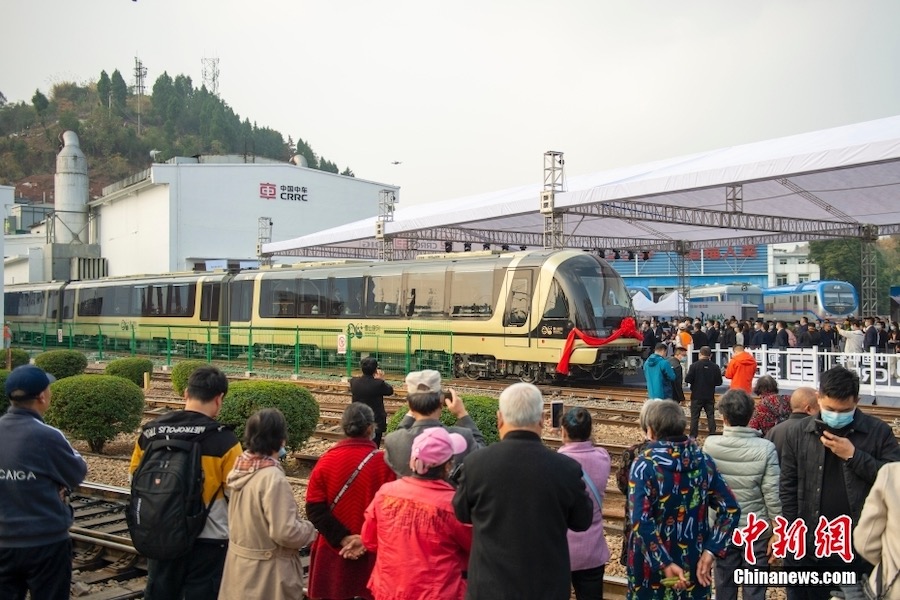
[780,366,900,600]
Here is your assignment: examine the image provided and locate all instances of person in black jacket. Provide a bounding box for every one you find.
[349,357,394,447]
[0,365,88,600]
[780,366,900,600]
[684,345,723,437]
[453,382,592,600]
[667,346,688,404]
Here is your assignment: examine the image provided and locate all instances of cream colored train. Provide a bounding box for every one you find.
[4,249,642,382]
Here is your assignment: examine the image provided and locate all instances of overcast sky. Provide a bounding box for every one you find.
[6,1,900,207]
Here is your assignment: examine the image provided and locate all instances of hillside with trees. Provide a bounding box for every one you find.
[0,69,352,203]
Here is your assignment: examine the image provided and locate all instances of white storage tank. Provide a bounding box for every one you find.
[53,130,88,243]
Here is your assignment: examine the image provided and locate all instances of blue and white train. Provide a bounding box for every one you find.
[761,280,858,322]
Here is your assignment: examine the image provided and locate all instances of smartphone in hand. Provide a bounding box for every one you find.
[551,401,564,428]
[814,419,828,437]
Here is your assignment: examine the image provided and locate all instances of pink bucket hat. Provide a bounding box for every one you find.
[409,427,467,475]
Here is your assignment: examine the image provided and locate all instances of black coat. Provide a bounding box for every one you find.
[348,375,393,424]
[684,358,723,402]
[780,410,900,548]
[453,431,592,600]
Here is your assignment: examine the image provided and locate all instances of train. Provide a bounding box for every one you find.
[760,280,859,322]
[687,283,763,321]
[3,249,642,383]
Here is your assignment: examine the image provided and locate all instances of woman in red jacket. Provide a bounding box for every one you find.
[306,403,396,600]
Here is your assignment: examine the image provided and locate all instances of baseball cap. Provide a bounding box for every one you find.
[405,369,441,394]
[409,427,467,475]
[6,365,55,400]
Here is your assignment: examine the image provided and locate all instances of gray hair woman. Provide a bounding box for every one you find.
[627,400,740,599]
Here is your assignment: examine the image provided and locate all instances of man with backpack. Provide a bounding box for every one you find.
[128,366,242,600]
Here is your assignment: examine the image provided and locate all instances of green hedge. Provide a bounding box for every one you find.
[171,360,209,396]
[0,370,9,412]
[44,374,144,453]
[105,357,154,387]
[386,394,500,445]
[218,381,320,450]
[34,349,88,379]
[9,348,30,369]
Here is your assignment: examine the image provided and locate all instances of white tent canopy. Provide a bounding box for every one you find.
[632,291,685,318]
[265,114,900,259]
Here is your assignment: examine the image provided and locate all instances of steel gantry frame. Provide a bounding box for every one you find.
[541,151,565,250]
[860,224,880,316]
[375,189,397,261]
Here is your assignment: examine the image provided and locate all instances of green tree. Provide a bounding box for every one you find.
[31,89,49,117]
[340,167,355,177]
[808,238,890,314]
[97,70,111,107]
[58,110,80,134]
[318,157,339,174]
[0,90,7,106]
[295,137,317,168]
[110,69,128,108]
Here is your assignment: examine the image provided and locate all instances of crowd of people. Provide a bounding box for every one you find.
[4,350,900,599]
[640,315,900,358]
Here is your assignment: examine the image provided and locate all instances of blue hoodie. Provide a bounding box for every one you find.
[643,353,677,400]
[0,406,87,548]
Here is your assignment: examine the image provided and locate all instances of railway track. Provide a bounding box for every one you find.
[70,481,627,599]
[69,483,145,600]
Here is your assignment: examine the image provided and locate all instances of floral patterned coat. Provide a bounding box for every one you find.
[748,392,792,436]
[627,436,740,600]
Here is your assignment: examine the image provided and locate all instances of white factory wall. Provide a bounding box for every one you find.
[168,164,390,270]
[97,162,394,276]
[97,185,172,276]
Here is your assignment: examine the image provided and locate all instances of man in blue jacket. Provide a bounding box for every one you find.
[643,342,677,400]
[0,365,87,599]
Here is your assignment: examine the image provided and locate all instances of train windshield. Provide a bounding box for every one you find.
[555,255,632,328]
[823,287,856,311]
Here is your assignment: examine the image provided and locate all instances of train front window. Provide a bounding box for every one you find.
[555,255,632,328]
[542,279,569,319]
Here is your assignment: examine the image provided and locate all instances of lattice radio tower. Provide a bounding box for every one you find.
[202,57,220,97]
[133,57,147,135]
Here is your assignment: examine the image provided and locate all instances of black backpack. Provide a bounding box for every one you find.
[126,430,221,559]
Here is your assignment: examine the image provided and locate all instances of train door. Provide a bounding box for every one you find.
[503,269,533,347]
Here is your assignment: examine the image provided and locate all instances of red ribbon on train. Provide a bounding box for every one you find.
[556,317,643,375]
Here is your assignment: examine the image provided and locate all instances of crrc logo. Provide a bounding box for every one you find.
[259,183,277,199]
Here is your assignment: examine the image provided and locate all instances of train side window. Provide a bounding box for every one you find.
[405,269,446,318]
[298,279,326,317]
[542,279,569,319]
[167,284,194,317]
[200,283,221,321]
[368,274,402,318]
[261,279,297,318]
[62,289,74,319]
[330,277,363,316]
[449,268,495,317]
[505,276,531,326]
[230,280,254,322]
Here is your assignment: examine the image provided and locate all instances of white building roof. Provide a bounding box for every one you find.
[266,114,900,258]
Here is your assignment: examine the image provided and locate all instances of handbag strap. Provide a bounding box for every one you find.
[877,567,900,600]
[330,449,378,510]
[581,467,604,513]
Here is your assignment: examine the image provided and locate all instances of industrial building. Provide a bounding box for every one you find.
[3,132,399,283]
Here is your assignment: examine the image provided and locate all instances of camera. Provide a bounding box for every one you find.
[442,389,453,403]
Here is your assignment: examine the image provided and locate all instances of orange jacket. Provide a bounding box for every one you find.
[725,350,757,392]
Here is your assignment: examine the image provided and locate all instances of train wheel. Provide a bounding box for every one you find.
[520,366,543,384]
